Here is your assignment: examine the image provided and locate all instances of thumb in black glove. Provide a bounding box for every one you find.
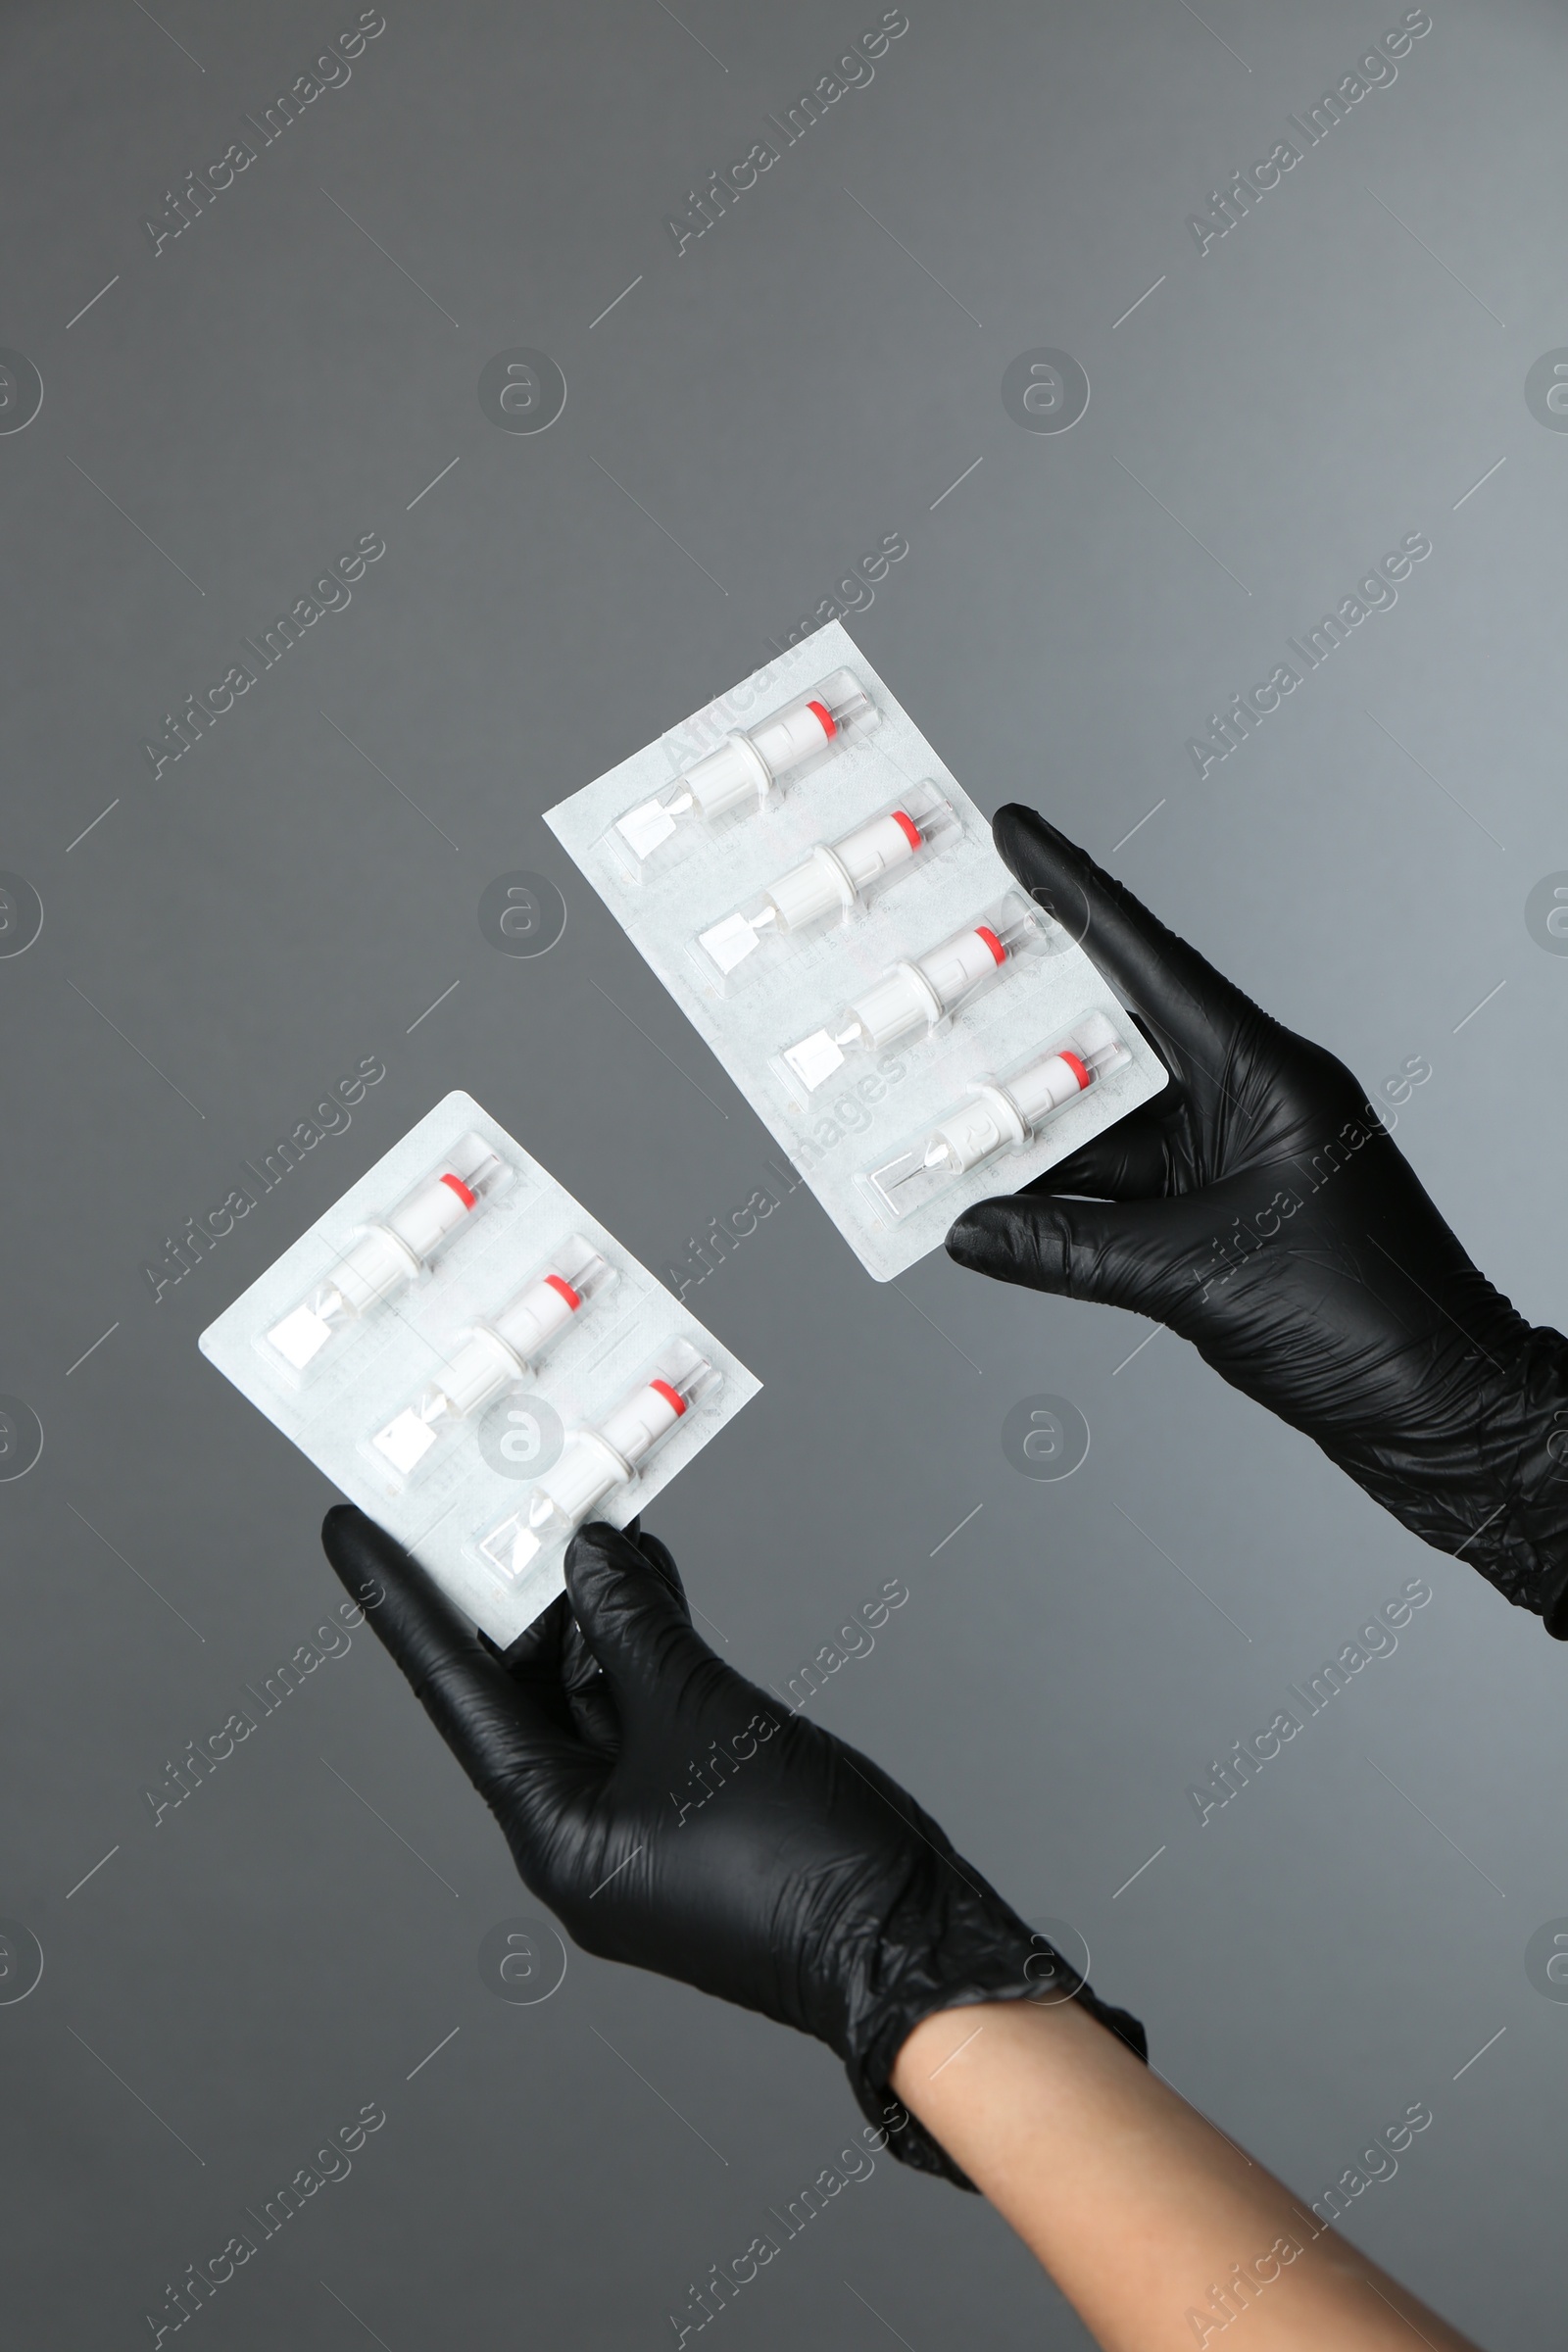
[322,1504,1145,2186]
[947,805,1568,1631]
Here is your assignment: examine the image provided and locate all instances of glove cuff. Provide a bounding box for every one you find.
[842,1894,1147,2189]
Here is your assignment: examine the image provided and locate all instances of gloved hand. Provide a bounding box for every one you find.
[947,807,1568,1633]
[322,1504,1145,2184]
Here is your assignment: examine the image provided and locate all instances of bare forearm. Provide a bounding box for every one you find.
[891,1999,1480,2352]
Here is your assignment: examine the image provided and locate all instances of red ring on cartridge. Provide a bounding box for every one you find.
[889,809,922,854]
[807,699,836,739]
[1058,1052,1092,1091]
[649,1379,688,1416]
[975,925,1006,967]
[543,1273,582,1311]
[440,1173,478,1209]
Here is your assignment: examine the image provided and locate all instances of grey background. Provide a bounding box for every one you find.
[2,1,1565,2343]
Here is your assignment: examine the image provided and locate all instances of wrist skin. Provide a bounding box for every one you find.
[889,1999,1482,2352]
[839,1885,1146,2189]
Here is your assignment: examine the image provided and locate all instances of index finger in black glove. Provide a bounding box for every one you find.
[996,805,1356,1186]
[1001,806,1248,1088]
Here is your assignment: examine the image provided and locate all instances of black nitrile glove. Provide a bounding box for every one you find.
[947,806,1568,1633]
[322,1504,1146,2185]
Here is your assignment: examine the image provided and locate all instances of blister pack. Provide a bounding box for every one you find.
[199,1093,760,1645]
[545,623,1168,1280]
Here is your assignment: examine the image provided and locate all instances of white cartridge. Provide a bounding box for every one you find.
[268,1134,505,1371]
[477,1344,715,1581]
[698,787,957,979]
[371,1241,614,1477]
[924,1050,1093,1175]
[615,669,877,859]
[860,1014,1132,1220]
[783,896,1046,1092]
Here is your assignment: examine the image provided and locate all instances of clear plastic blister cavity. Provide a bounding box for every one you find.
[476,1340,719,1583]
[859,1012,1131,1220]
[368,1235,615,1481]
[199,1094,760,1647]
[696,783,958,983]
[265,1132,510,1378]
[612,667,879,870]
[545,621,1169,1281]
[774,891,1055,1094]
